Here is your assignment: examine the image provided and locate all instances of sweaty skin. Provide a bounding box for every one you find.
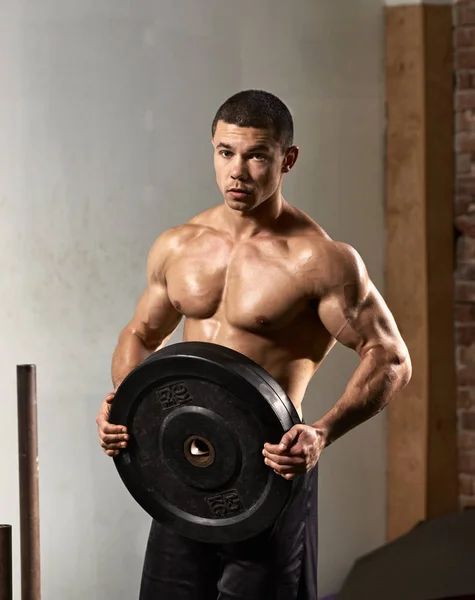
[96,121,411,480]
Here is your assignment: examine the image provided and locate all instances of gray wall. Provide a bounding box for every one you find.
[0,2,385,598]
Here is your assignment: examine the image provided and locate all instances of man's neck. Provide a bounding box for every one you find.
[221,193,286,240]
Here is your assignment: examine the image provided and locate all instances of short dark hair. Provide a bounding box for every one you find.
[211,90,294,150]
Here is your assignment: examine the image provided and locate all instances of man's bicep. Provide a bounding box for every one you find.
[128,282,182,349]
[318,277,403,357]
[123,231,183,349]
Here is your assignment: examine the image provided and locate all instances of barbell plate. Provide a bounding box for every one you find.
[109,341,302,544]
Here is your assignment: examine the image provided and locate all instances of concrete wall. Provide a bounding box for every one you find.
[0,1,385,597]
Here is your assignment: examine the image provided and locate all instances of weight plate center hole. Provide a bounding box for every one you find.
[184,435,215,468]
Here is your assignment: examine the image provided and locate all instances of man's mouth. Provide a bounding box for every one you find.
[228,188,251,198]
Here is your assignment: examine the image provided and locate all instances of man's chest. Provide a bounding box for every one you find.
[166,241,316,331]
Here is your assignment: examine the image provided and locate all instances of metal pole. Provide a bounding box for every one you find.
[0,525,12,600]
[17,365,41,600]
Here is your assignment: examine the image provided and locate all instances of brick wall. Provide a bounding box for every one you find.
[455,0,475,510]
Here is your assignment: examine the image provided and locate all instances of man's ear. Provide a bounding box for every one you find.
[282,146,299,173]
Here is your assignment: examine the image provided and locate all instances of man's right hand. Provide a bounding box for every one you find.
[96,392,129,457]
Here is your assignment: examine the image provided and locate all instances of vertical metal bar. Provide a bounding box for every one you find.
[0,524,12,600]
[17,365,41,600]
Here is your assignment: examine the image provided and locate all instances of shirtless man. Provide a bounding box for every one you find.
[96,90,411,600]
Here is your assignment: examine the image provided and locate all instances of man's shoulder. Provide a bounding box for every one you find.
[289,219,366,293]
[148,208,223,261]
[313,239,368,296]
[285,205,337,253]
[286,207,343,253]
[171,206,224,240]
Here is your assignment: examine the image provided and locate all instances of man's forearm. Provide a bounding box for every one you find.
[313,344,412,447]
[111,329,155,389]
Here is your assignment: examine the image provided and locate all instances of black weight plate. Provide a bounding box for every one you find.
[109,341,302,544]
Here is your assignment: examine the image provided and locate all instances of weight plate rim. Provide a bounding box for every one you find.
[110,344,299,434]
[110,355,288,431]
[141,341,301,429]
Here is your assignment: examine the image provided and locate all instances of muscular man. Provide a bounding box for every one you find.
[96,90,411,600]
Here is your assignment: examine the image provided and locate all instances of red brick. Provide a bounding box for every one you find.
[460,496,475,509]
[456,132,475,152]
[456,175,475,194]
[455,214,475,237]
[458,408,464,430]
[457,366,475,386]
[459,451,475,475]
[456,49,475,70]
[455,196,471,217]
[455,91,475,110]
[457,112,468,132]
[456,305,472,322]
[455,258,475,276]
[457,71,473,89]
[455,4,475,27]
[458,387,475,410]
[457,322,475,344]
[455,28,475,48]
[457,153,472,174]
[456,197,472,217]
[461,411,475,430]
[459,431,475,453]
[455,304,475,322]
[457,235,475,261]
[456,281,475,303]
[456,110,475,132]
[457,344,465,366]
[457,344,475,369]
[458,368,475,387]
[459,473,475,495]
[457,263,475,280]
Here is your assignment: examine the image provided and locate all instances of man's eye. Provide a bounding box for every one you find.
[220,150,233,158]
[252,154,266,161]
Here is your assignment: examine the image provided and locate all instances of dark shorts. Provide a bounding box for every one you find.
[138,466,318,600]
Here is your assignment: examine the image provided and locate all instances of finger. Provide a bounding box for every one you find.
[278,426,303,451]
[105,393,115,404]
[271,464,304,481]
[264,457,301,472]
[264,428,301,454]
[101,440,128,450]
[264,443,286,455]
[105,449,120,457]
[96,405,127,434]
[101,422,127,435]
[262,451,300,466]
[101,433,129,446]
[263,443,304,459]
[271,465,301,480]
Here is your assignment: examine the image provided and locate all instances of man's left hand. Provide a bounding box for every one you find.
[262,424,324,480]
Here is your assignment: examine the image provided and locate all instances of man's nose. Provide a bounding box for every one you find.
[230,157,247,180]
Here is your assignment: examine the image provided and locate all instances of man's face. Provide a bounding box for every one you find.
[212,121,297,212]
